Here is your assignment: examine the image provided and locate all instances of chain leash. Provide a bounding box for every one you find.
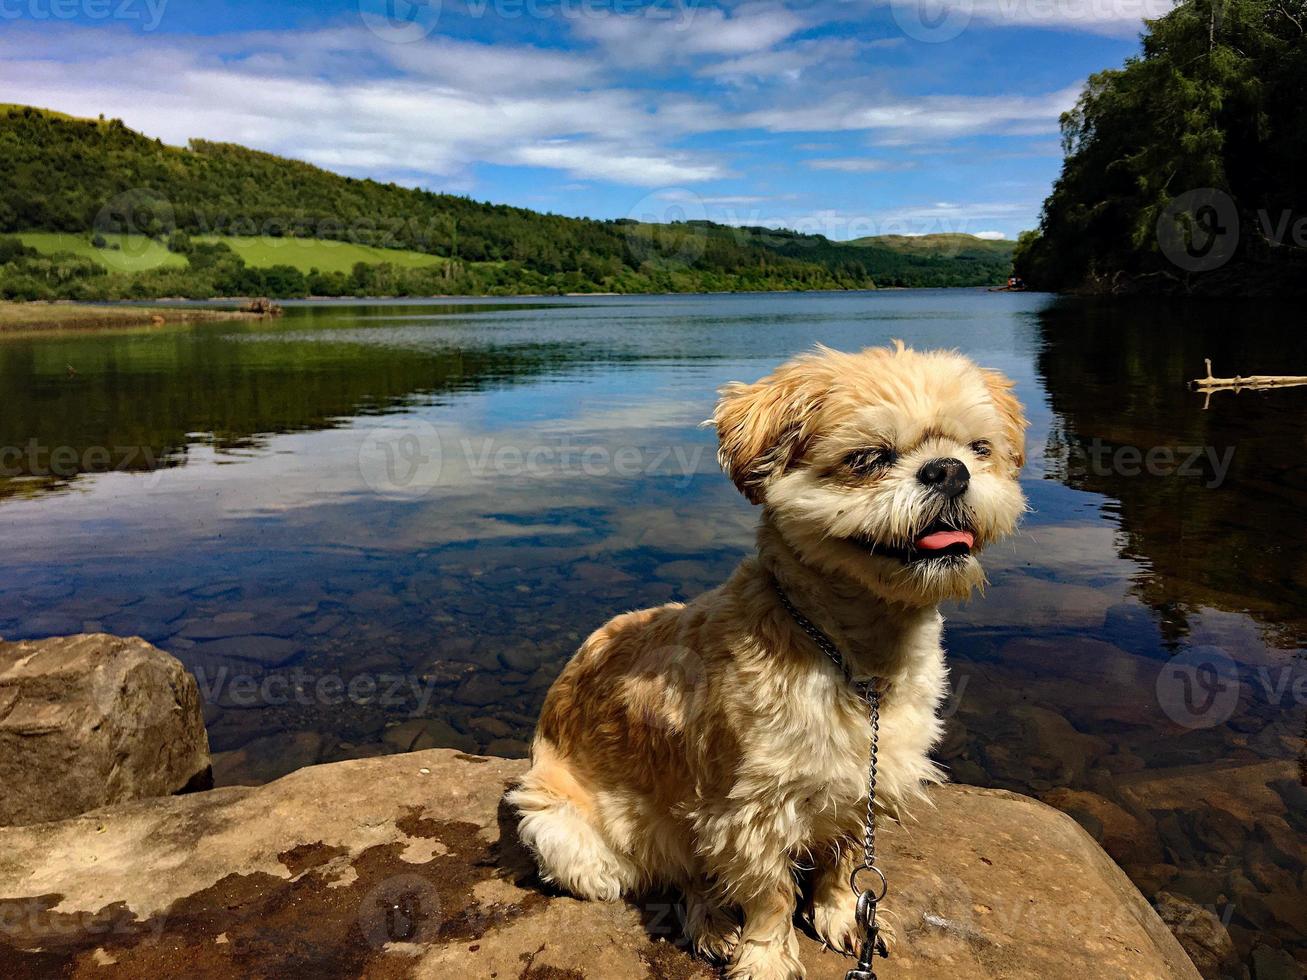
[772,580,889,979]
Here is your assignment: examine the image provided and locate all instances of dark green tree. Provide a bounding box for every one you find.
[1016,0,1307,294]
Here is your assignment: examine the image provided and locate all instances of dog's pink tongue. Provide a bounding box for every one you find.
[915,529,975,552]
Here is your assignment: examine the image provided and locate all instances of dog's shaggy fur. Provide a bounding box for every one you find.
[508,343,1028,979]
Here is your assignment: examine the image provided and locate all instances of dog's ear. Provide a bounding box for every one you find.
[980,369,1028,471]
[715,357,827,505]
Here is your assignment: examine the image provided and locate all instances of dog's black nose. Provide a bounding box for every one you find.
[918,457,970,497]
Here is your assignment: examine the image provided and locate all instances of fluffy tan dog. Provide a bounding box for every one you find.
[509,343,1028,979]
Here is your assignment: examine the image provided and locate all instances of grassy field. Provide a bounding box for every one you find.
[195,236,446,274]
[17,232,188,272]
[0,301,258,334]
[17,232,446,275]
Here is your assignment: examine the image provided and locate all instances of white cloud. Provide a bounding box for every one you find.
[974,230,1008,239]
[375,35,601,90]
[698,39,861,84]
[866,200,1037,235]
[0,24,724,187]
[691,199,1037,239]
[511,141,726,184]
[0,6,1086,224]
[745,86,1081,141]
[575,2,807,66]
[806,157,902,172]
[921,0,1175,34]
[653,189,779,206]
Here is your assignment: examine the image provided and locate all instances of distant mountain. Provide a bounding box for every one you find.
[853,234,1015,258]
[0,105,1013,299]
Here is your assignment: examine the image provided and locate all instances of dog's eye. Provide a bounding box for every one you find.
[844,448,896,476]
[970,440,993,458]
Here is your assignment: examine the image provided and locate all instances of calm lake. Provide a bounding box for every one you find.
[1,291,1303,972]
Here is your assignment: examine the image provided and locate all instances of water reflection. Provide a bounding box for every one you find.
[1023,299,1306,976]
[1036,298,1307,650]
[0,303,608,500]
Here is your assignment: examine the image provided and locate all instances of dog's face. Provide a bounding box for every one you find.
[715,343,1028,605]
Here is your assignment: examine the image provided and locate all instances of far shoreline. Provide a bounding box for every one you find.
[0,286,1022,334]
[0,301,264,335]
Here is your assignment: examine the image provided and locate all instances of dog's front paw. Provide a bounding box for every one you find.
[811,898,898,960]
[726,934,805,980]
[810,891,860,956]
[685,896,740,961]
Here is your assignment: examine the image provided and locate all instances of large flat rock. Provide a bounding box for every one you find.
[0,634,211,827]
[0,749,1199,979]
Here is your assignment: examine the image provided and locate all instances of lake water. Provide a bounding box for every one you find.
[1,292,1303,976]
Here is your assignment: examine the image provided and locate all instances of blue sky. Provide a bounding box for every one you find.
[0,0,1168,238]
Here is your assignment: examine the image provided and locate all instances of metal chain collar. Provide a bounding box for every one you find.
[771,579,889,978]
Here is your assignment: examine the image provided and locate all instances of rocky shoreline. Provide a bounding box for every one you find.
[0,634,1206,978]
[0,748,1200,979]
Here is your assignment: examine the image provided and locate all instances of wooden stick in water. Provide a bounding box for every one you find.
[1190,358,1307,391]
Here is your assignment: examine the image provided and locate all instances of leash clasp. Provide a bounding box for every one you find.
[845,927,889,980]
[845,862,889,980]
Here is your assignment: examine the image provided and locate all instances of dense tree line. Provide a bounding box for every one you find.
[1014,0,1307,294]
[0,236,881,301]
[0,106,1011,297]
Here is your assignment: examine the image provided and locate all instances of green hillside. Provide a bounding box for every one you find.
[0,104,1013,299]
[719,225,1014,287]
[855,234,1015,258]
